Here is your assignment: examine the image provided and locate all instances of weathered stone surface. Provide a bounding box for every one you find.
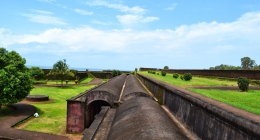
[121,74,151,101]
[26,94,49,102]
[137,73,260,140]
[107,97,189,140]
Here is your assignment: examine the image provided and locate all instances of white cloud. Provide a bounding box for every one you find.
[74,9,93,15]
[22,10,66,25]
[37,0,55,3]
[30,9,53,15]
[1,12,260,68]
[85,0,147,14]
[116,14,159,25]
[165,3,178,11]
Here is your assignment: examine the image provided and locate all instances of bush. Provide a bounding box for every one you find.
[161,71,166,76]
[183,73,192,81]
[152,71,156,74]
[237,77,249,91]
[180,75,183,80]
[112,69,121,77]
[157,73,159,75]
[172,73,179,79]
[65,80,69,84]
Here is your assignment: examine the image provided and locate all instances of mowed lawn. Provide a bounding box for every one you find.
[189,89,260,115]
[17,85,95,135]
[139,71,260,115]
[139,71,237,87]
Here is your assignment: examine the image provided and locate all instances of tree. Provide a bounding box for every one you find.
[30,66,45,81]
[241,57,256,70]
[164,66,169,69]
[47,59,74,87]
[0,47,33,113]
[111,69,121,77]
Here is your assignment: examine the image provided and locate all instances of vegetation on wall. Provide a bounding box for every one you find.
[209,57,260,70]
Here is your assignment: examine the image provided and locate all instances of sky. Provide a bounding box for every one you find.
[1,0,260,71]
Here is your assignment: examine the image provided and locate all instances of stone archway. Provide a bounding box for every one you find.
[85,100,111,128]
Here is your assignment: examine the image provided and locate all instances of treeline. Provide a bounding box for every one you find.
[210,57,260,70]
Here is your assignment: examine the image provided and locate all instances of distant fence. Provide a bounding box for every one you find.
[139,68,260,80]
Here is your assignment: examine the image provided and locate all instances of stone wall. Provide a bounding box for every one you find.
[137,73,260,140]
[139,68,260,80]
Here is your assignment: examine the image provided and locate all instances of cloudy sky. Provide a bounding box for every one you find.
[1,0,260,70]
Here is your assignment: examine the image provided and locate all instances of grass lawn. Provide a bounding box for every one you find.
[139,71,237,87]
[188,89,260,115]
[16,85,95,135]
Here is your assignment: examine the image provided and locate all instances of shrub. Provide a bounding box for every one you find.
[152,71,156,74]
[157,73,159,75]
[237,77,249,91]
[65,80,69,84]
[180,75,183,80]
[172,73,179,79]
[112,69,121,77]
[161,71,166,76]
[183,73,192,81]
[164,66,169,69]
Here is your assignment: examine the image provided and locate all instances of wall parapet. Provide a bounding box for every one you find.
[137,73,260,140]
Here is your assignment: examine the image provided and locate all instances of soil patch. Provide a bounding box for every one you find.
[20,99,55,104]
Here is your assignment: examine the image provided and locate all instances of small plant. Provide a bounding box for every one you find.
[161,71,166,76]
[152,71,156,74]
[180,75,183,80]
[172,73,179,79]
[75,76,80,84]
[237,77,249,91]
[65,80,69,84]
[183,73,192,81]
[157,73,159,75]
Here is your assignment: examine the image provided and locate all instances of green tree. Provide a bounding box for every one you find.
[30,66,45,81]
[0,47,33,113]
[47,59,74,87]
[164,66,169,69]
[241,57,256,70]
[111,69,121,77]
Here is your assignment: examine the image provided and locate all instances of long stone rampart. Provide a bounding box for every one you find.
[137,73,260,140]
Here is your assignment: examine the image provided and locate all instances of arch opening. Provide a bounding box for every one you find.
[85,100,111,128]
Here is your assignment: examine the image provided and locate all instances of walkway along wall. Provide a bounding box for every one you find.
[137,73,260,140]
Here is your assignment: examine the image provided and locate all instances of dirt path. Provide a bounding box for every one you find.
[0,103,71,140]
[189,85,260,90]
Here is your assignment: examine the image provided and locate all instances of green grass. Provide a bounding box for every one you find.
[17,85,95,134]
[139,71,237,87]
[80,77,93,84]
[188,89,260,115]
[0,106,14,118]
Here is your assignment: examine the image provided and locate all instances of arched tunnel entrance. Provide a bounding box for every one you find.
[85,100,111,128]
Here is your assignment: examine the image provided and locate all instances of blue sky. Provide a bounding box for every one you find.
[1,0,260,70]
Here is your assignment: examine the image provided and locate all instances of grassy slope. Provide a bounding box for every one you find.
[139,71,260,115]
[139,71,237,87]
[189,89,260,115]
[18,85,95,134]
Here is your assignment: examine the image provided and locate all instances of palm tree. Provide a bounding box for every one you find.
[48,59,74,87]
